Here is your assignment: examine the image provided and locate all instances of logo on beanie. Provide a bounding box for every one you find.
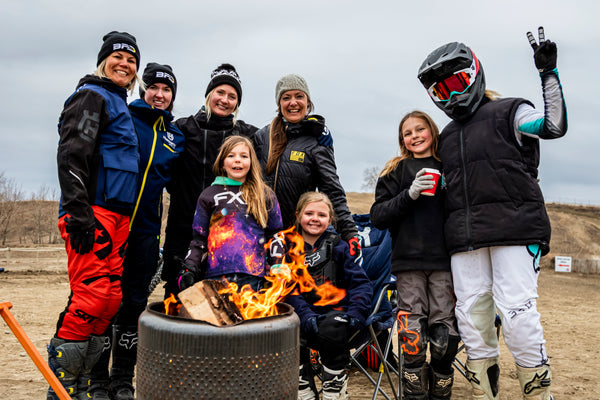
[156,71,175,84]
[112,43,137,53]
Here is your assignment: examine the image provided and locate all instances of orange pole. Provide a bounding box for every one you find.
[0,302,73,400]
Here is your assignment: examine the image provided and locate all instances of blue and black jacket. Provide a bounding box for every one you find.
[284,232,372,329]
[57,75,139,231]
[128,99,185,235]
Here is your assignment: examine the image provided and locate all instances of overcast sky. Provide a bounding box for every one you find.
[1,0,598,205]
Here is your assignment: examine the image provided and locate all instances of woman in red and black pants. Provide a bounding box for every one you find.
[47,31,142,400]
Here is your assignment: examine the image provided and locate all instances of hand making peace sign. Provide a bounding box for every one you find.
[526,26,557,74]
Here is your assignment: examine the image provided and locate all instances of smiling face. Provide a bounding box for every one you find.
[401,117,434,158]
[223,142,251,183]
[103,51,137,88]
[298,200,332,246]
[208,84,239,117]
[144,83,173,110]
[279,90,308,123]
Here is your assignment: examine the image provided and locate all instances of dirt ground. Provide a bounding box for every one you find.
[1,255,599,399]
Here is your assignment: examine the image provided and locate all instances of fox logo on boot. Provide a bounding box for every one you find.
[118,332,138,350]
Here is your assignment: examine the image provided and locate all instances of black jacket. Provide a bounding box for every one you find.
[440,97,551,255]
[255,118,357,241]
[370,157,450,273]
[162,109,259,258]
[283,232,372,328]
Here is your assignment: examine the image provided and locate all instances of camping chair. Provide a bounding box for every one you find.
[347,214,401,400]
[307,214,400,399]
[349,277,400,400]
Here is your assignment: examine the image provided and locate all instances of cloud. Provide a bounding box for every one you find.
[1,0,597,206]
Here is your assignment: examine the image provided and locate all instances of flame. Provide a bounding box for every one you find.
[163,293,180,316]
[396,311,420,355]
[219,226,346,319]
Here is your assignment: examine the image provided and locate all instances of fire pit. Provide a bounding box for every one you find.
[136,301,299,400]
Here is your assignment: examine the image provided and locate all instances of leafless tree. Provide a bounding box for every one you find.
[0,172,24,245]
[361,166,381,192]
[24,184,60,245]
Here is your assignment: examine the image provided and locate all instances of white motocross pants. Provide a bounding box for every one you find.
[451,245,548,367]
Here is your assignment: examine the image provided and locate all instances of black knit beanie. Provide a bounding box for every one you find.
[139,63,177,101]
[205,63,242,104]
[97,31,140,70]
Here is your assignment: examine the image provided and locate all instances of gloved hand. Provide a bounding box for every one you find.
[177,258,202,292]
[316,125,333,147]
[269,263,291,279]
[64,217,95,255]
[408,169,435,200]
[343,314,362,331]
[303,115,334,147]
[348,235,363,266]
[526,26,557,74]
[305,315,324,335]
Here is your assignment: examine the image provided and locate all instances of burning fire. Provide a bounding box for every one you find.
[164,294,180,316]
[219,226,346,320]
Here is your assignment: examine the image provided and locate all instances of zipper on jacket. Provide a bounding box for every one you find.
[202,129,208,187]
[130,115,162,230]
[459,127,473,251]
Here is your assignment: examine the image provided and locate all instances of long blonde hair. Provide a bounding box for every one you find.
[380,110,441,177]
[213,136,273,228]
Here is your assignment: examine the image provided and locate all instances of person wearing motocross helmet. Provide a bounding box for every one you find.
[418,27,566,400]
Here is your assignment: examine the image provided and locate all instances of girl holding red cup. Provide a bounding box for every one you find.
[370,110,459,400]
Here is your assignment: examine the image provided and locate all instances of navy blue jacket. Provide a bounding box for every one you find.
[58,75,139,230]
[129,99,185,235]
[285,233,372,327]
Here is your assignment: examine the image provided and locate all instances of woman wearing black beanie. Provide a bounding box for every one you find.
[47,31,142,400]
[160,63,260,298]
[88,62,185,400]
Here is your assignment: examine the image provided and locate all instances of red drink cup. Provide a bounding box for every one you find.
[421,168,440,196]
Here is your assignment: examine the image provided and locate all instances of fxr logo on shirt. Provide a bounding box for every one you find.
[290,151,305,163]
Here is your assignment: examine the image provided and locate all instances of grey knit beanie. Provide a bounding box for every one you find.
[275,74,310,104]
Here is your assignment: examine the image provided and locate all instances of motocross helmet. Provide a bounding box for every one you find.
[418,42,486,121]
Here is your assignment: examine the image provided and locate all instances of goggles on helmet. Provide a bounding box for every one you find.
[427,55,479,102]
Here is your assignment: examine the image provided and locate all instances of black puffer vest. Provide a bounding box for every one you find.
[304,232,345,288]
[440,97,551,255]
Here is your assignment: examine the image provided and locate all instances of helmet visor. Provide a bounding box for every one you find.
[427,55,479,102]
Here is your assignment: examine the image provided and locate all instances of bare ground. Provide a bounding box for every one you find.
[1,195,599,399]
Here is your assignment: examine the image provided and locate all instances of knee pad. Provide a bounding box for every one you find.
[317,311,350,345]
[470,294,499,349]
[430,330,460,374]
[47,338,88,392]
[429,324,449,360]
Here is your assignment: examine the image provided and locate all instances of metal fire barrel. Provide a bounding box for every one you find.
[136,302,299,400]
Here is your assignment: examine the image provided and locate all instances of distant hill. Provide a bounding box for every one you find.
[8,194,599,272]
[345,192,600,271]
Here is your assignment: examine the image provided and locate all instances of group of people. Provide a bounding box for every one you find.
[46,25,566,400]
